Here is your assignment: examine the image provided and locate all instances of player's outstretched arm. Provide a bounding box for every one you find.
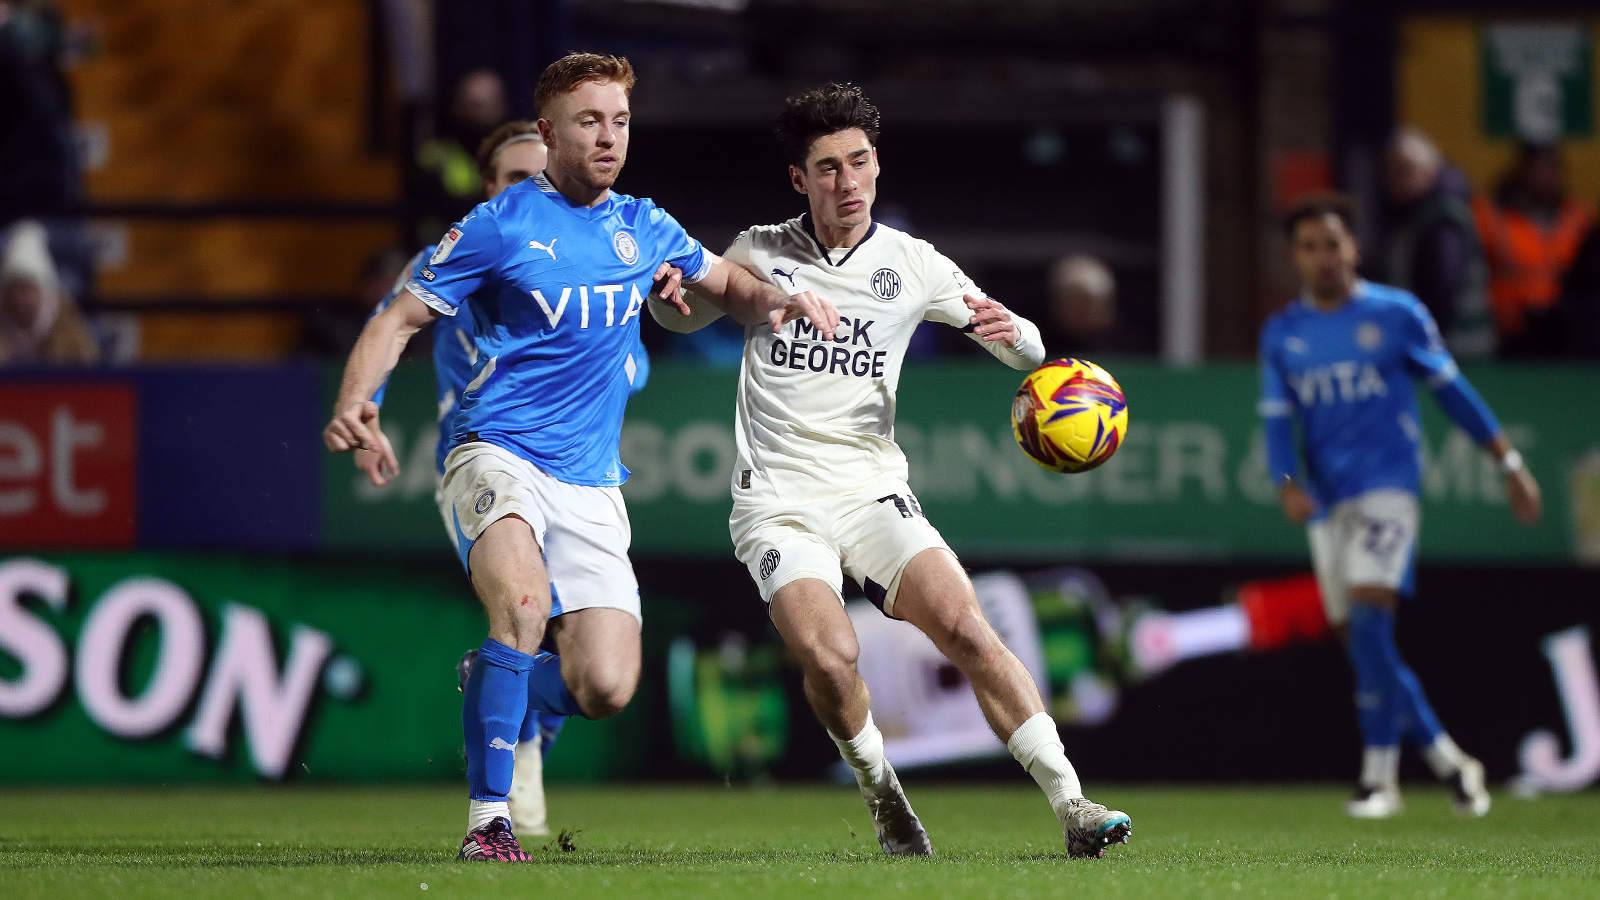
[962,294,1044,369]
[324,288,439,474]
[690,255,839,339]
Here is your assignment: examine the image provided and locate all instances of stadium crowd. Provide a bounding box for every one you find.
[5,5,1600,367]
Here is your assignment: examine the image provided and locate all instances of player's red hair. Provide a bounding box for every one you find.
[535,53,636,116]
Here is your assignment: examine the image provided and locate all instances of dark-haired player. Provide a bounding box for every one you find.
[326,53,839,862]
[652,84,1131,859]
[1260,194,1541,818]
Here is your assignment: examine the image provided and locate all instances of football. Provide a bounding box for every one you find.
[1010,358,1129,473]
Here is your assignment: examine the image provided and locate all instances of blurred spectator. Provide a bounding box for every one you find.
[1,218,96,365]
[1380,128,1493,359]
[1559,221,1600,358]
[414,69,509,235]
[1472,143,1596,358]
[1045,254,1116,356]
[0,0,81,222]
[300,246,410,358]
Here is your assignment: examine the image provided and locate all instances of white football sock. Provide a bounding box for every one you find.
[829,712,890,791]
[1422,734,1468,779]
[468,799,511,832]
[1007,712,1083,819]
[1359,746,1400,791]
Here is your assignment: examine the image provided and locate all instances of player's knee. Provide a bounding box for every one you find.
[939,610,1000,666]
[575,666,637,720]
[797,633,859,687]
[495,601,549,654]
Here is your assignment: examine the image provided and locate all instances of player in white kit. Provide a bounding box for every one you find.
[652,84,1131,859]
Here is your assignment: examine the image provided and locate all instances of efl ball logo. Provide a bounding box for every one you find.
[871,268,901,300]
[613,230,639,266]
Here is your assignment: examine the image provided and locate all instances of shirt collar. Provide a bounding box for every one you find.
[801,212,877,267]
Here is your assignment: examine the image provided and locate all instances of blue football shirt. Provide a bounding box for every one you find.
[406,172,706,486]
[1257,280,1499,511]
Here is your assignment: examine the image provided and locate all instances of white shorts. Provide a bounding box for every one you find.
[441,441,641,624]
[731,476,953,617]
[1307,488,1419,626]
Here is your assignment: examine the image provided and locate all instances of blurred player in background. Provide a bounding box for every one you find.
[653,84,1131,860]
[1259,193,1542,818]
[326,53,836,862]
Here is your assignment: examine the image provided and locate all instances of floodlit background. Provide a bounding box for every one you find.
[2,0,1599,798]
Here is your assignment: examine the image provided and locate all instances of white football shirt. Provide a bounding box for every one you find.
[655,214,1044,504]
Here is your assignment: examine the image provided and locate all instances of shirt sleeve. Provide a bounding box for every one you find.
[647,204,712,284]
[920,247,983,328]
[1398,298,1460,386]
[1257,324,1298,486]
[1400,300,1501,444]
[405,209,503,316]
[918,247,1044,369]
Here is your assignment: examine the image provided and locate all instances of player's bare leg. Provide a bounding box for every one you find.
[770,579,931,856]
[1344,586,1487,819]
[548,607,642,720]
[457,515,553,861]
[892,548,1130,859]
[471,517,553,653]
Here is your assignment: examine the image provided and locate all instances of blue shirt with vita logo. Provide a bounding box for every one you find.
[406,172,708,487]
[1258,280,1500,513]
[372,246,651,476]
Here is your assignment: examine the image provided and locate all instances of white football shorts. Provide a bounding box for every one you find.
[1306,488,1419,626]
[731,476,953,617]
[441,441,641,624]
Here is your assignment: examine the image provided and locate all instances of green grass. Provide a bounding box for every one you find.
[1,784,1597,899]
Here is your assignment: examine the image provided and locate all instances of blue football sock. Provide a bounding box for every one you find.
[517,701,542,745]
[527,650,585,718]
[1346,604,1401,748]
[537,712,567,760]
[463,638,535,802]
[1395,659,1446,748]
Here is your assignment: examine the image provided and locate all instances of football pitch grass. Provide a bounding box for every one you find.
[2,784,1597,900]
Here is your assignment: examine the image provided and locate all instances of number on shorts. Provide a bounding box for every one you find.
[877,493,924,519]
[1361,517,1406,561]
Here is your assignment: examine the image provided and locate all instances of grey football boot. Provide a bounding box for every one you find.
[859,762,933,856]
[1060,797,1132,859]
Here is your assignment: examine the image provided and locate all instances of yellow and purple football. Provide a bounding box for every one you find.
[1010,358,1129,473]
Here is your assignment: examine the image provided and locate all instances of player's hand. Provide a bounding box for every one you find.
[325,399,399,471]
[1507,466,1541,526]
[1278,480,1315,525]
[652,262,689,314]
[770,289,839,340]
[354,440,400,488]
[965,294,1018,347]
